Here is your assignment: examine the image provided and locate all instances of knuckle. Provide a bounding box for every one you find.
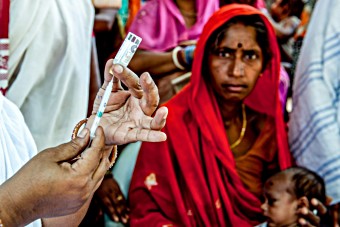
[70,139,83,152]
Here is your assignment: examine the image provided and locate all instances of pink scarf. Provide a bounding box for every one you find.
[128,0,219,52]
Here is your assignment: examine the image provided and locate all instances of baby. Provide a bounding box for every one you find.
[258,167,326,227]
[261,0,305,62]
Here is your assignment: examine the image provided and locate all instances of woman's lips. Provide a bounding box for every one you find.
[223,84,246,92]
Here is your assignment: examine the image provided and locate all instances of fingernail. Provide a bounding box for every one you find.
[299,218,306,225]
[78,129,88,138]
[114,64,123,73]
[302,207,308,215]
[113,215,119,222]
[162,108,169,120]
[145,74,152,84]
[311,198,318,206]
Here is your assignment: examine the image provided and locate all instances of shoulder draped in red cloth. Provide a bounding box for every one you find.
[129,4,292,226]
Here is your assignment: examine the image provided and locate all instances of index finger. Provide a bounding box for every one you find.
[102,60,123,90]
[103,59,114,85]
[111,64,143,98]
[297,207,320,226]
[311,198,327,216]
[139,72,160,116]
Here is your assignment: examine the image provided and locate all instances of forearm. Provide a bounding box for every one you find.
[41,195,92,227]
[128,50,179,77]
[0,181,34,227]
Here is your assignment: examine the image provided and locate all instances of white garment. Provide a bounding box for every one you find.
[288,0,340,204]
[0,93,41,227]
[7,0,94,150]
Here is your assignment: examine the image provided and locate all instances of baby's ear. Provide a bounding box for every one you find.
[297,196,309,209]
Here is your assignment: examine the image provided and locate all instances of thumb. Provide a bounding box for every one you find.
[50,129,91,162]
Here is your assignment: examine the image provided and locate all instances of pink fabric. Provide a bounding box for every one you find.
[0,0,10,94]
[255,0,266,9]
[279,65,290,112]
[128,0,219,52]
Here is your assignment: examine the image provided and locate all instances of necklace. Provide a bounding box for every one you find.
[229,104,247,149]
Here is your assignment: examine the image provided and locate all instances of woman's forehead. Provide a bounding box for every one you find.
[216,24,260,49]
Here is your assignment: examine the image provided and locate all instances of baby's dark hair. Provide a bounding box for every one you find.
[279,0,305,18]
[284,167,326,204]
[203,14,272,74]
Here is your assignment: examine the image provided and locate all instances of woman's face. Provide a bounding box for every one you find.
[208,23,263,103]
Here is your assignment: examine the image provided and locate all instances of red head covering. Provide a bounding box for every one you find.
[130,4,292,226]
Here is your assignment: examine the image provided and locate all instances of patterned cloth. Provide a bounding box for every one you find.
[288,0,340,205]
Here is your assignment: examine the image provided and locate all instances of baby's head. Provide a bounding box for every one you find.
[261,167,326,227]
[270,0,305,22]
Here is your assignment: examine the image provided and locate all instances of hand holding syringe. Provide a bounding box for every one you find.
[71,32,167,166]
[89,32,142,139]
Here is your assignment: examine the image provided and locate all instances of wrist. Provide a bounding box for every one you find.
[0,183,28,226]
[177,48,189,70]
[183,45,195,68]
[172,46,186,71]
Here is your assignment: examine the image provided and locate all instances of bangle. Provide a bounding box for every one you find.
[72,119,118,167]
[172,46,186,70]
[72,119,118,166]
[71,118,88,140]
[109,145,118,167]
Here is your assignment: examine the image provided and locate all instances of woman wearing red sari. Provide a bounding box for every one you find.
[129,4,292,226]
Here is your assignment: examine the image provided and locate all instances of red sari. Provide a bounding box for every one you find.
[129,4,292,226]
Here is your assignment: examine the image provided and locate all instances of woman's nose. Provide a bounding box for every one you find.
[229,59,244,77]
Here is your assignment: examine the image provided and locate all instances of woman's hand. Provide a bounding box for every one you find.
[95,176,129,224]
[88,59,168,145]
[297,198,328,227]
[0,128,110,226]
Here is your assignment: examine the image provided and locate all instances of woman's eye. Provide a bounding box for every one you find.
[213,48,233,58]
[217,51,233,59]
[244,51,259,60]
